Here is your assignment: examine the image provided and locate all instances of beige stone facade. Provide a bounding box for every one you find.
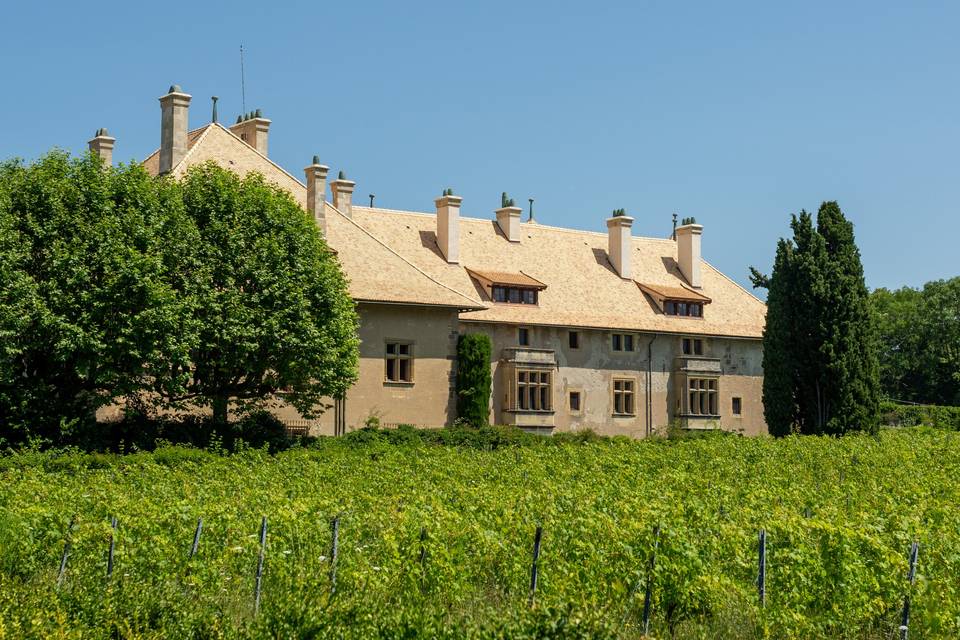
[114,84,769,437]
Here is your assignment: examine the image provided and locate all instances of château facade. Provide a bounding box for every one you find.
[91,85,768,437]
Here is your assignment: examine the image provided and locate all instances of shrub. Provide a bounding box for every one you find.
[456,334,492,427]
[880,400,960,430]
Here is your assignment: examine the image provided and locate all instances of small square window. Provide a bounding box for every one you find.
[569,331,580,349]
[518,327,530,346]
[732,397,742,416]
[665,300,676,315]
[569,391,581,412]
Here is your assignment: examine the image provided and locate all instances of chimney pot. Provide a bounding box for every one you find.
[676,222,704,288]
[159,85,191,174]
[305,157,330,236]
[606,214,634,279]
[330,173,356,218]
[229,111,271,157]
[435,192,463,263]
[88,128,116,167]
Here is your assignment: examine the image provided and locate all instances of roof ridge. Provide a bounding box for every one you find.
[702,258,767,307]
[353,205,679,243]
[214,123,307,188]
[170,124,214,172]
[326,203,485,309]
[142,123,212,166]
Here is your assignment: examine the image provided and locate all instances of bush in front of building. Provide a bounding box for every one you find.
[455,333,493,427]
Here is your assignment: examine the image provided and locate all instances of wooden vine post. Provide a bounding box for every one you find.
[529,525,543,607]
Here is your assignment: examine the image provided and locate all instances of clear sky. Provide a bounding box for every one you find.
[2,1,957,293]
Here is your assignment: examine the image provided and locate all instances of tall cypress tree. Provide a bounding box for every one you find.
[752,202,879,435]
[815,202,880,434]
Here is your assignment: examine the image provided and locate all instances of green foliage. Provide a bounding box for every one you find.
[752,202,880,436]
[0,429,958,638]
[0,151,197,444]
[455,334,492,427]
[172,162,359,423]
[880,400,960,430]
[872,278,960,405]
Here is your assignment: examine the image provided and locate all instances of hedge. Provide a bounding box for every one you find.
[880,400,960,430]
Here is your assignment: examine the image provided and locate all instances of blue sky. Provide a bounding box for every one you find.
[2,1,957,292]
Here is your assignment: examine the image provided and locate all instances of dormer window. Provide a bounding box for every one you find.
[665,300,704,317]
[467,268,547,306]
[493,285,538,305]
[636,282,711,318]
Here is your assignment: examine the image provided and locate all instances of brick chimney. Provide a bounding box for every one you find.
[495,193,522,242]
[230,109,271,156]
[159,85,191,174]
[330,171,355,218]
[88,128,115,167]
[435,189,462,263]
[304,155,330,235]
[606,211,634,280]
[676,218,703,288]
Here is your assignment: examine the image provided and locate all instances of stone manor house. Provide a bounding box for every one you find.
[87,85,768,437]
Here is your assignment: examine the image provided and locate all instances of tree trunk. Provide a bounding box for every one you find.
[212,395,229,425]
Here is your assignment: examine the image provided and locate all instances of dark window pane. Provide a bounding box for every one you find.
[509,288,521,303]
[691,303,702,317]
[624,335,634,351]
[540,387,549,410]
[399,359,411,381]
[625,393,633,415]
[678,302,688,316]
[519,328,529,346]
[570,392,580,411]
[386,343,397,354]
[665,301,676,315]
[569,331,579,349]
[733,397,742,415]
[522,289,535,304]
[399,344,410,355]
[386,359,396,381]
[493,286,507,302]
[683,338,691,355]
[612,334,622,351]
[694,340,703,355]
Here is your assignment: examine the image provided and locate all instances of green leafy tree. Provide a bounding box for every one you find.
[169,162,359,424]
[456,333,492,427]
[751,202,880,435]
[0,152,197,444]
[872,278,960,405]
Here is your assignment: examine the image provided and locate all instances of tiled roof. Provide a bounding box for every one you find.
[636,282,712,303]
[466,268,548,289]
[348,207,766,338]
[141,127,483,310]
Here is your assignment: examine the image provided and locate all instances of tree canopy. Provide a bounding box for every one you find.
[872,278,960,406]
[751,202,880,436]
[0,153,359,444]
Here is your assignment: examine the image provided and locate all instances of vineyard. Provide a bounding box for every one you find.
[1,427,958,639]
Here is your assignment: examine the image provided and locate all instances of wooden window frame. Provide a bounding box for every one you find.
[492,285,539,305]
[665,300,704,318]
[384,340,415,383]
[612,377,637,416]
